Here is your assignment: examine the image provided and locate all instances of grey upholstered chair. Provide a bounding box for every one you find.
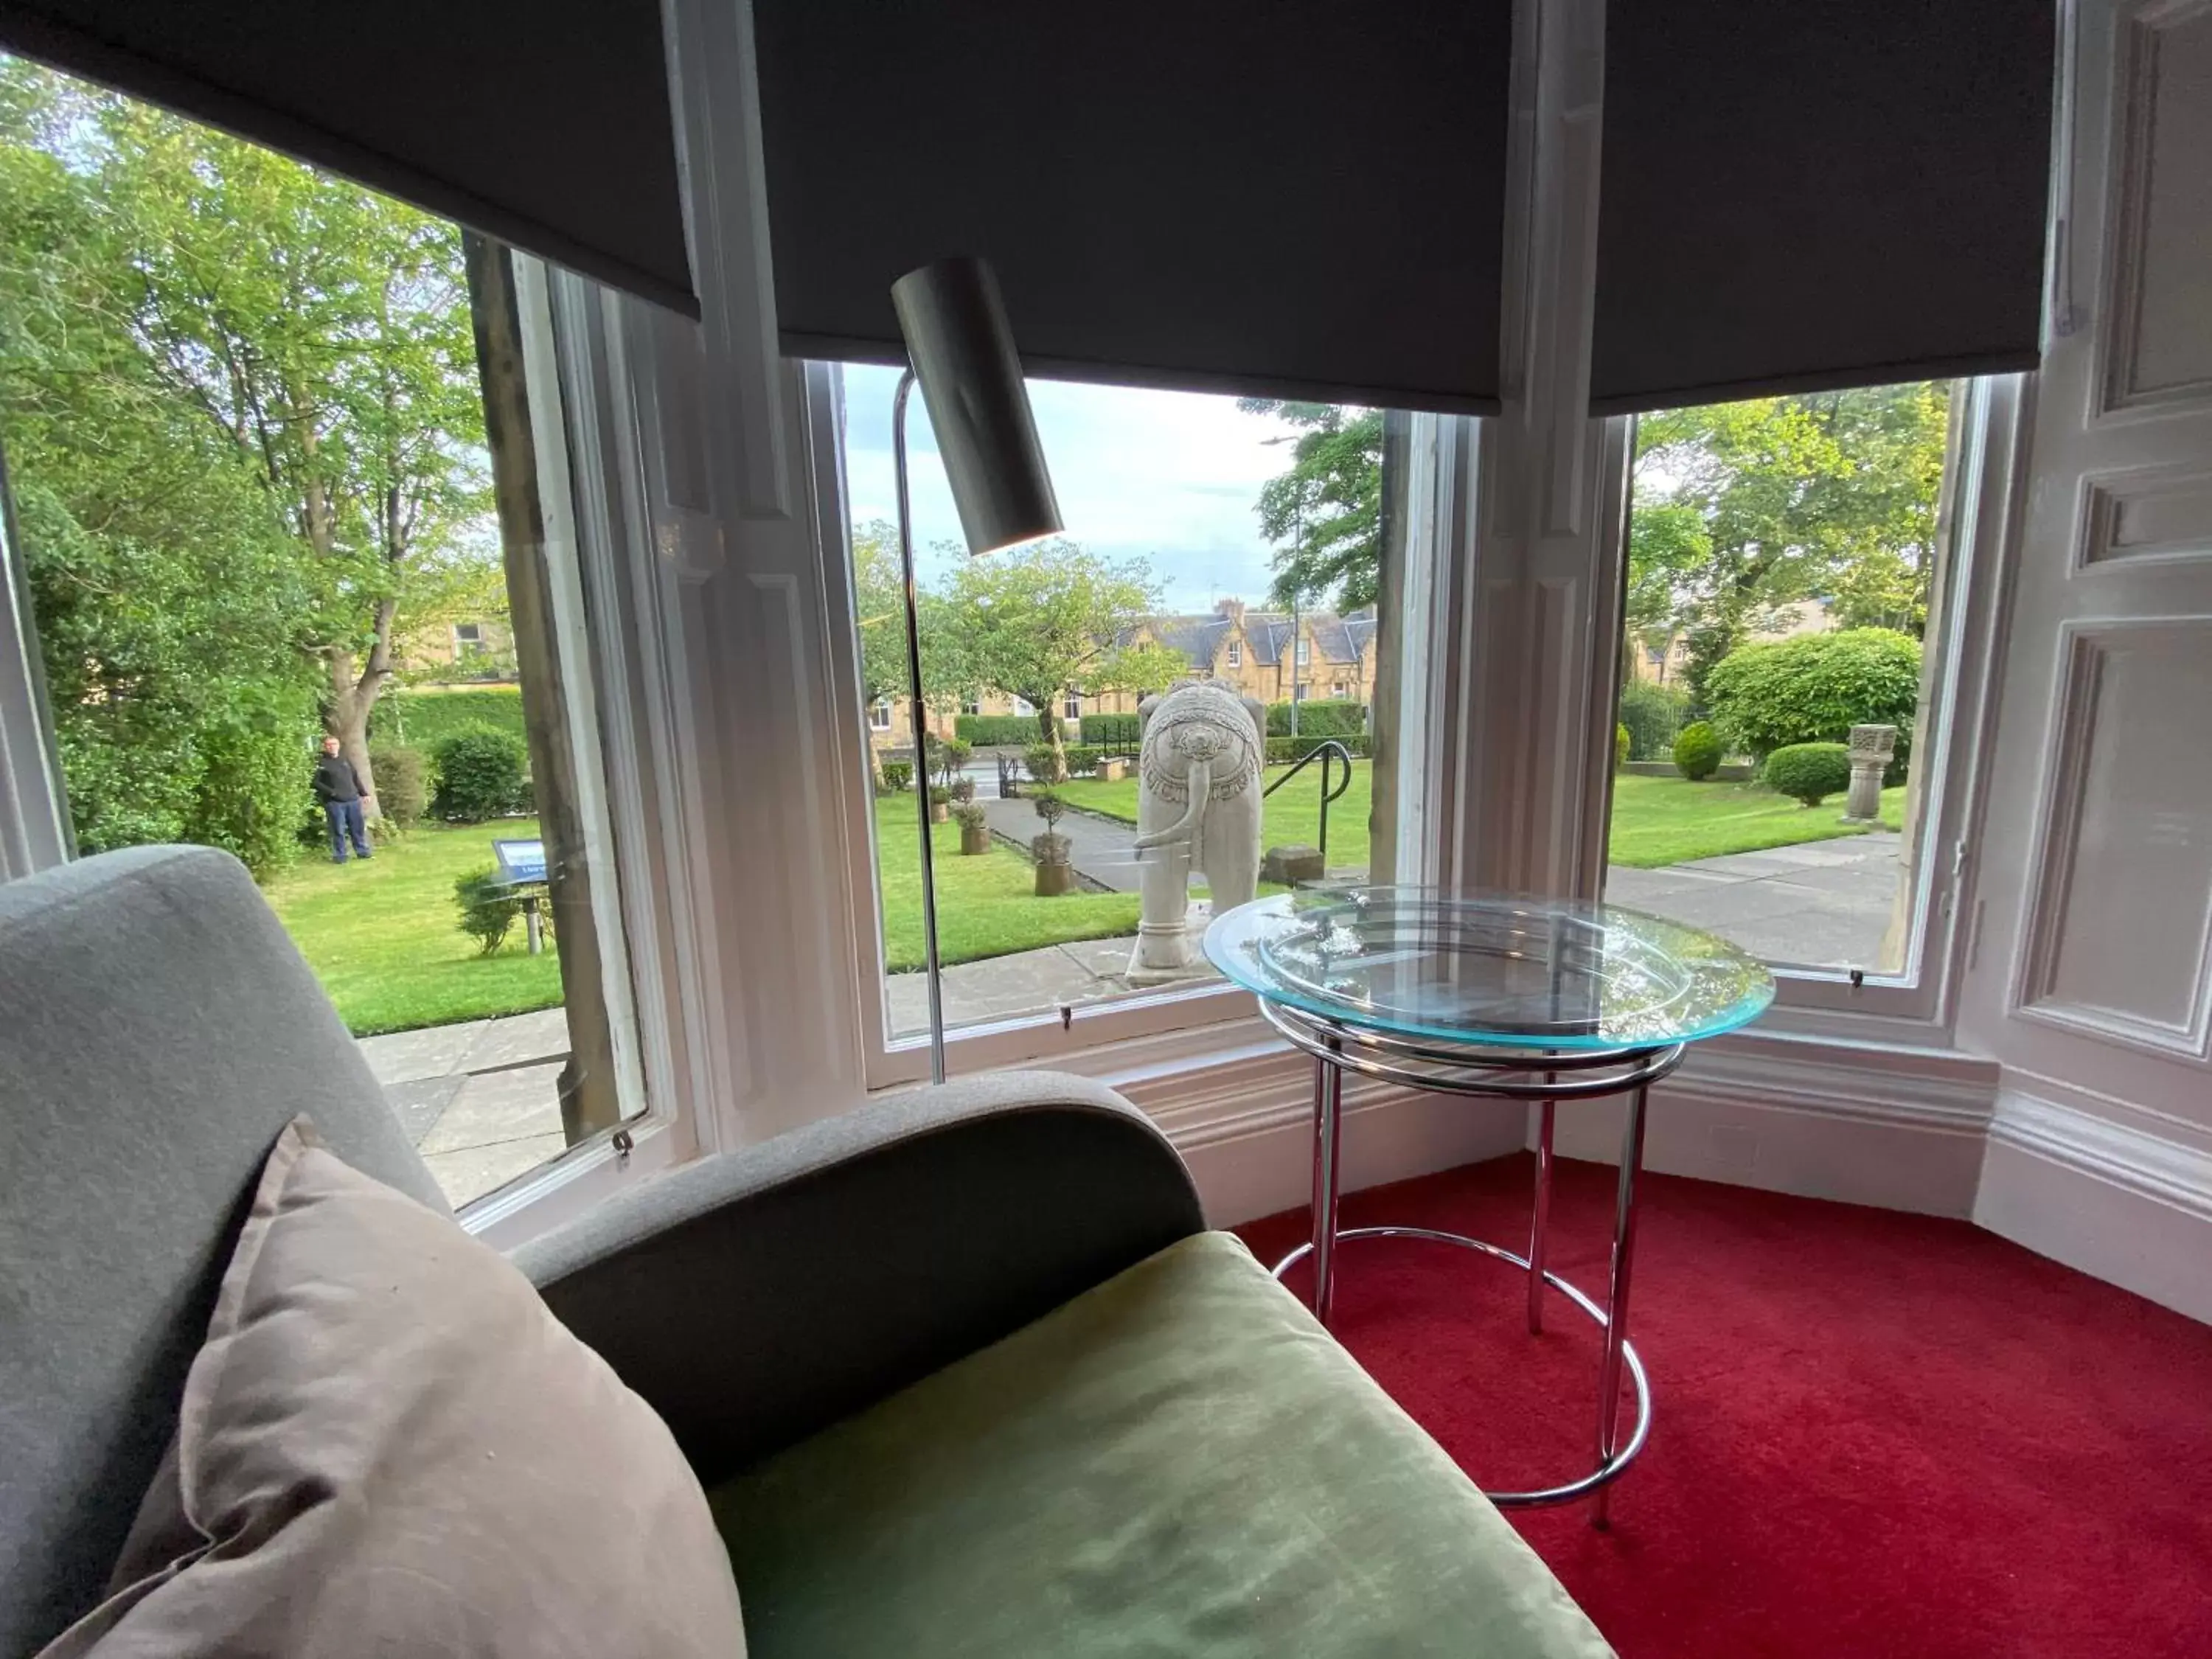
[0,846,1206,1655]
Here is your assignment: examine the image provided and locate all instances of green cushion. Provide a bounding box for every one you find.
[711,1231,1610,1658]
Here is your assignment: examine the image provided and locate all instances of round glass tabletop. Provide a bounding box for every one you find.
[1203,886,1775,1051]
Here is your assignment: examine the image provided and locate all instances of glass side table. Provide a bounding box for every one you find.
[1204,887,1774,1525]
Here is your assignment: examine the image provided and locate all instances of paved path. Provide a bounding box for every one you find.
[355,1008,569,1206]
[975,796,1168,892]
[1605,832,1902,970]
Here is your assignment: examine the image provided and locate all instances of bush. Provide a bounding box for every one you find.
[878,760,913,792]
[1031,789,1066,829]
[1265,700,1365,737]
[453,865,521,956]
[1617,678,1690,762]
[951,800,988,830]
[1703,627,1921,776]
[367,742,428,827]
[956,713,1065,745]
[1616,723,1631,771]
[370,687,525,751]
[949,776,976,802]
[928,784,951,807]
[1024,742,1064,784]
[1062,743,1102,777]
[1674,721,1724,781]
[432,726,530,821]
[925,734,971,789]
[1266,733,1371,764]
[1079,712,1141,749]
[1763,742,1854,807]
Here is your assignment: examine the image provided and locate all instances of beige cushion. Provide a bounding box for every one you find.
[38,1120,746,1658]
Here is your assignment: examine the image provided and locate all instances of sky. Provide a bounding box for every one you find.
[838,363,1300,615]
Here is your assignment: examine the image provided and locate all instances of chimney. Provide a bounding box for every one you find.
[1214,597,1245,623]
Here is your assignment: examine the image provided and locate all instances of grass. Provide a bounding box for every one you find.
[1605,773,1906,867]
[269,771,1910,1037]
[873,798,1138,972]
[263,818,561,1037]
[1057,760,1906,871]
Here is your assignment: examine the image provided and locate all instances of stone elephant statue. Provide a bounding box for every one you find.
[1130,681,1265,973]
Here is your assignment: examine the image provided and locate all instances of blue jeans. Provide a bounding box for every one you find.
[325,798,370,861]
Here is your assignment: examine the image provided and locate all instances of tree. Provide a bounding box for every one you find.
[1628,384,1949,706]
[1237,400,1385,611]
[850,518,964,719]
[934,540,1177,764]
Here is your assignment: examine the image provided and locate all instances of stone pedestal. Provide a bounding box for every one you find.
[1844,723,1896,822]
[1100,757,1127,782]
[1262,844,1326,885]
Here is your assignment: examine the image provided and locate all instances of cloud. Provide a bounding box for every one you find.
[839,362,1295,612]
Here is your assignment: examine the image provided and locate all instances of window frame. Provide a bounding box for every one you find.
[1226,639,1242,667]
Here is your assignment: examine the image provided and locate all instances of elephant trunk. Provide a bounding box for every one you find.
[1133,759,1211,852]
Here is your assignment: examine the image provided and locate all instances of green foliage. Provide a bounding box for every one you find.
[431,726,529,822]
[934,541,1172,757]
[452,865,520,956]
[928,784,951,807]
[1616,679,1691,762]
[1024,742,1065,784]
[953,713,1065,745]
[1674,722,1724,781]
[1062,744,1102,777]
[366,743,428,827]
[951,800,988,831]
[1629,386,1950,693]
[1762,742,1854,807]
[1031,789,1067,829]
[1703,627,1921,771]
[1616,723,1632,770]
[0,59,499,860]
[1079,712,1141,748]
[1265,699,1365,737]
[949,776,976,802]
[928,734,972,790]
[877,760,913,793]
[1236,401,1385,610]
[1267,734,1371,763]
[371,688,524,751]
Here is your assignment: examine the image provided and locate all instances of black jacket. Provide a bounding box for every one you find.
[313,753,363,804]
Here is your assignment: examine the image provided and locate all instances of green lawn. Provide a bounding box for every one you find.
[264,818,562,1037]
[1606,773,1906,867]
[873,799,1138,972]
[1057,760,1905,871]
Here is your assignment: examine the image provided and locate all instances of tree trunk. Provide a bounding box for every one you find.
[1034,700,1066,774]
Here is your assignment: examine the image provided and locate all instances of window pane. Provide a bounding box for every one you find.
[835,366,1399,1040]
[1604,383,1958,975]
[0,58,644,1206]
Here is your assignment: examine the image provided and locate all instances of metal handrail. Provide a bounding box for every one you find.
[1262,737,1356,867]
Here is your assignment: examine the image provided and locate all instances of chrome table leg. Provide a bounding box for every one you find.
[1593,1081,1650,1528]
[1528,1090,1555,1335]
[1310,1044,1344,1326]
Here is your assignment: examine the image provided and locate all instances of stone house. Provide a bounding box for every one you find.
[869,596,1378,751]
[1626,597,1836,687]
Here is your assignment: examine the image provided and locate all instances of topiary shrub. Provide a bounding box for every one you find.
[453,865,520,955]
[1617,678,1690,761]
[1674,721,1723,780]
[1763,742,1853,807]
[1024,742,1065,785]
[367,742,428,827]
[1615,723,1632,770]
[1704,627,1921,776]
[432,726,529,822]
[877,760,913,792]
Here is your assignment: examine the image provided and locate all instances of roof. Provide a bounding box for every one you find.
[1126,604,1378,674]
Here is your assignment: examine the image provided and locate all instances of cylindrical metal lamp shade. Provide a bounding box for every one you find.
[891,257,1062,555]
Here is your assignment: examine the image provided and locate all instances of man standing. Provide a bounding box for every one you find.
[313,737,372,864]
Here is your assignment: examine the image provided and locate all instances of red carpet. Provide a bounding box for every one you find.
[1237,1155,2212,1658]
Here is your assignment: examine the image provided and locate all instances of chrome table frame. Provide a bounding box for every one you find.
[1259,997,1687,1526]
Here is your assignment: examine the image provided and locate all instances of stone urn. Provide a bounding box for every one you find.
[961,824,992,856]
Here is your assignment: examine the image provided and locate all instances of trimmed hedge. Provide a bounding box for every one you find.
[432,726,531,821]
[954,713,1068,745]
[366,743,428,827]
[1266,733,1370,764]
[1763,742,1853,807]
[1704,627,1920,778]
[1265,699,1365,737]
[1674,721,1723,781]
[1079,712,1141,748]
[1617,678,1689,762]
[370,687,525,752]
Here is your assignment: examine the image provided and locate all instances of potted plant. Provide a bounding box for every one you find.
[950,776,976,804]
[1031,790,1075,896]
[953,799,990,855]
[928,783,952,824]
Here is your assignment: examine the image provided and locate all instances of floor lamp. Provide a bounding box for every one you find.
[890,257,1062,1082]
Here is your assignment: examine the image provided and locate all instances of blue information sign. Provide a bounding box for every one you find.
[491,838,547,885]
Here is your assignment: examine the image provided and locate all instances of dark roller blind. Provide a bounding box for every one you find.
[1592,0,2056,414]
[0,1,696,316]
[753,1,1512,414]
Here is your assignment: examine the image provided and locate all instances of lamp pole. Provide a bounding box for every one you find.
[891,367,949,1084]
